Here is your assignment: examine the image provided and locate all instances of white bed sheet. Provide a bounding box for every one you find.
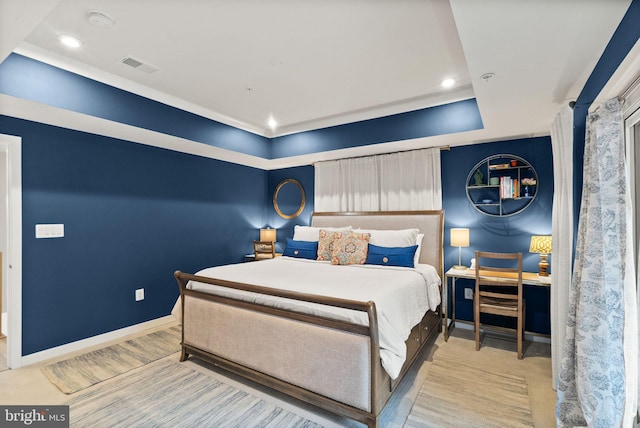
[182,257,441,379]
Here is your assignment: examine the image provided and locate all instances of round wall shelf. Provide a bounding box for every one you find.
[466,154,538,217]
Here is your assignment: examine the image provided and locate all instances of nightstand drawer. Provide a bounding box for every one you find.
[245,253,282,262]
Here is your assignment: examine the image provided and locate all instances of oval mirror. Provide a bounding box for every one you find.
[273,179,306,219]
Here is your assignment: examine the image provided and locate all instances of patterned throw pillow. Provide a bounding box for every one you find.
[331,232,371,265]
[317,229,347,261]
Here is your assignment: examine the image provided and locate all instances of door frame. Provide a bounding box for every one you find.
[0,133,22,369]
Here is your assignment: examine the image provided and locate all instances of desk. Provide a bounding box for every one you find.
[443,267,550,341]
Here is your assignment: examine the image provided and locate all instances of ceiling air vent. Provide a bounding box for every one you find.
[120,56,159,74]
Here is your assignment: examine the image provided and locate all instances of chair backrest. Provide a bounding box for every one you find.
[474,251,525,358]
[253,240,275,260]
[474,251,523,293]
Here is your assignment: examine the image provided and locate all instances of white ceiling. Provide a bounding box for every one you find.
[0,0,635,168]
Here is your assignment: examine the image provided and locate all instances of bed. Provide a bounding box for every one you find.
[173,210,444,428]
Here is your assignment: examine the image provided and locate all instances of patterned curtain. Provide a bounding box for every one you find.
[556,98,638,427]
[314,148,442,211]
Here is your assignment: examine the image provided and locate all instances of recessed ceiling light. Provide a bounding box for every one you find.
[268,117,278,130]
[441,78,455,88]
[59,35,81,48]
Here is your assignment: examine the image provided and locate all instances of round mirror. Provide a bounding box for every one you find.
[273,179,306,219]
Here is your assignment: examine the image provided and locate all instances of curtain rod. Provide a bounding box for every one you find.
[311,145,450,166]
[568,72,640,110]
[619,72,640,101]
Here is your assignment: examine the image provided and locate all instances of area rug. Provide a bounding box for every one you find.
[404,353,534,427]
[67,359,323,428]
[41,325,181,394]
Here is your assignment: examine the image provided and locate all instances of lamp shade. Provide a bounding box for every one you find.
[260,228,276,242]
[450,228,469,247]
[529,235,552,254]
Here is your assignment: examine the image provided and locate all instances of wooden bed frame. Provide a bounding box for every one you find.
[174,210,444,428]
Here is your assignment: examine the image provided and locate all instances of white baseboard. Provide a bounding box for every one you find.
[21,315,177,367]
[449,319,552,344]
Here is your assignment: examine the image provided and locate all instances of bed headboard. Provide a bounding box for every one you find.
[311,210,444,278]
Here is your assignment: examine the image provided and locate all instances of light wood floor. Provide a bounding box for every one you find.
[0,323,556,427]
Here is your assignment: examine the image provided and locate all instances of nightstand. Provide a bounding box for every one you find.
[244,253,282,262]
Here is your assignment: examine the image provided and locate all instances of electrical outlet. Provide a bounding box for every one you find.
[135,288,144,301]
[464,288,473,300]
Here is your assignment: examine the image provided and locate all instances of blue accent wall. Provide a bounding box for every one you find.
[270,99,483,158]
[0,54,271,158]
[0,115,267,355]
[442,137,553,334]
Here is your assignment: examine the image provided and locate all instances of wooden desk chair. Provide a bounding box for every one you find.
[474,251,525,359]
[253,240,275,260]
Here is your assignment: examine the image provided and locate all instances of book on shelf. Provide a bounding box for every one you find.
[489,163,510,170]
[499,176,520,199]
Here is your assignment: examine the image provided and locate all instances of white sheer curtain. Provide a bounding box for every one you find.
[550,106,574,390]
[557,98,638,427]
[636,122,640,421]
[314,148,442,211]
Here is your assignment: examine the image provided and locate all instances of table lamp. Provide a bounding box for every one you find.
[450,228,470,269]
[529,235,552,276]
[260,227,276,244]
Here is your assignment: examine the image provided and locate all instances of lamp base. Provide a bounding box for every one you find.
[538,254,549,276]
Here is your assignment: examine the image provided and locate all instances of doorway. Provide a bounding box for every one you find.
[0,133,22,369]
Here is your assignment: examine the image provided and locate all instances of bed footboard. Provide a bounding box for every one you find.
[183,294,373,411]
[175,270,389,427]
[175,270,440,427]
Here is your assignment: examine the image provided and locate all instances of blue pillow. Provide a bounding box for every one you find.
[365,244,418,268]
[283,238,318,260]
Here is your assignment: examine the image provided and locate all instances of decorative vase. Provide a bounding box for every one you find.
[473,169,483,185]
[524,186,529,197]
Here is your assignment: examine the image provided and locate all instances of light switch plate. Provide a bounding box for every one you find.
[35,224,64,238]
[135,288,144,301]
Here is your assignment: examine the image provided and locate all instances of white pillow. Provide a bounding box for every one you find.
[293,225,351,242]
[353,228,419,248]
[414,233,425,266]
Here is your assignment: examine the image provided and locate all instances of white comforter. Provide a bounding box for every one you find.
[184,256,441,379]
